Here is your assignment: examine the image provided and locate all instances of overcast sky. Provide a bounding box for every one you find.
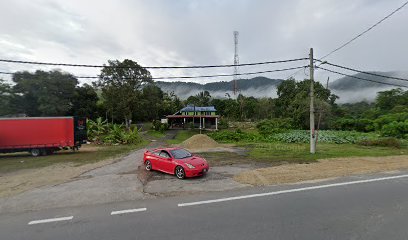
[0,0,407,84]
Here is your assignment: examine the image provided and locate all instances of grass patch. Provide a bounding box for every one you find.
[241,142,407,163]
[146,130,166,138]
[166,130,201,144]
[0,141,148,173]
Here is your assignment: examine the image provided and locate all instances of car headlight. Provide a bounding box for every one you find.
[185,163,195,169]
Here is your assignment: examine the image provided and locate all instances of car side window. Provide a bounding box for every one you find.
[153,150,161,156]
[159,151,171,158]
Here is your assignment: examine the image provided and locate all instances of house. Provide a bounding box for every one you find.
[166,105,219,130]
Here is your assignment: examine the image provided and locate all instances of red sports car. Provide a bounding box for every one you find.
[143,147,209,179]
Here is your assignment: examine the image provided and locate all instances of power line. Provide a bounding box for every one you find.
[292,1,408,81]
[317,60,408,82]
[317,66,408,88]
[320,1,408,60]
[0,66,307,80]
[0,57,308,69]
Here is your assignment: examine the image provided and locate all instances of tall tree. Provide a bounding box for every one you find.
[195,91,212,106]
[12,70,78,116]
[97,59,152,127]
[69,83,99,118]
[276,79,337,128]
[138,84,164,121]
[376,88,407,112]
[0,79,14,116]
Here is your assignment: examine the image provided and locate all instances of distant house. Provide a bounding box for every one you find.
[166,105,219,130]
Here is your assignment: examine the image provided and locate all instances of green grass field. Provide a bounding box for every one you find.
[241,142,407,163]
[197,142,407,166]
[0,141,148,173]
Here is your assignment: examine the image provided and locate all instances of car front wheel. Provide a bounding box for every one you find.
[175,166,185,179]
[145,160,152,171]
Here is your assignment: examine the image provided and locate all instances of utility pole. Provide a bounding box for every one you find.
[309,48,316,154]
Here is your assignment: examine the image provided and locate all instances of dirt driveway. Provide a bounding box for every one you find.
[0,132,251,213]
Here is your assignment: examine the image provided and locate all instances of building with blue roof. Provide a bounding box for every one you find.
[166,105,219,130]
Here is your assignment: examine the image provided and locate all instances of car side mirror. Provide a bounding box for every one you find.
[167,157,172,161]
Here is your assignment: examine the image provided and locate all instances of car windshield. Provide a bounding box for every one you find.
[170,149,192,159]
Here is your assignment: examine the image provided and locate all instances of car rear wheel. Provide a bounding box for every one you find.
[175,166,185,179]
[145,160,152,171]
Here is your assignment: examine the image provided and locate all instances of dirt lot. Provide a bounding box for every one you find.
[0,159,118,198]
[235,155,408,186]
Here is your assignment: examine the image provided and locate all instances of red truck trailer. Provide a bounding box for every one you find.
[0,117,87,156]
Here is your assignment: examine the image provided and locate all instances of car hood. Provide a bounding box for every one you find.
[177,156,207,165]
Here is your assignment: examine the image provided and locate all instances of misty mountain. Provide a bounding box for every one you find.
[329,71,408,90]
[329,71,408,103]
[155,72,408,103]
[156,77,283,99]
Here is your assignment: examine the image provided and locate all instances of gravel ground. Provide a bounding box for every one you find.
[235,155,408,186]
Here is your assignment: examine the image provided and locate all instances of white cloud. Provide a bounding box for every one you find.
[0,0,407,86]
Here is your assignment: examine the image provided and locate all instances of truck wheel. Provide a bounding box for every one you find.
[30,149,41,157]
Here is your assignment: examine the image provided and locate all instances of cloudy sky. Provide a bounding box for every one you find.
[0,0,407,84]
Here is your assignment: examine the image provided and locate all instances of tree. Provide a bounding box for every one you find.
[195,91,212,106]
[69,84,99,118]
[138,84,164,121]
[97,59,152,128]
[0,79,14,116]
[276,79,337,129]
[161,91,182,116]
[12,70,78,116]
[376,88,407,112]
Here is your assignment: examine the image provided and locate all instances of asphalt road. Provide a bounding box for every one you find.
[1,172,408,240]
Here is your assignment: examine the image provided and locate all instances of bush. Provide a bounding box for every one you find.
[358,138,401,148]
[380,120,408,138]
[256,118,293,136]
[333,118,374,132]
[151,120,169,133]
[218,119,229,130]
[87,118,142,144]
[373,112,408,131]
[87,117,108,142]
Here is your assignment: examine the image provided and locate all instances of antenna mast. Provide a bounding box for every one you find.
[233,31,239,95]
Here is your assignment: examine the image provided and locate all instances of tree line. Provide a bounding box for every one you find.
[1,59,407,137]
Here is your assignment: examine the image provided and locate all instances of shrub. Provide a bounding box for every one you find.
[358,138,401,148]
[380,120,408,138]
[373,112,408,131]
[87,119,142,145]
[87,117,108,142]
[218,119,229,130]
[333,118,374,132]
[151,120,169,133]
[256,118,293,136]
[122,127,143,144]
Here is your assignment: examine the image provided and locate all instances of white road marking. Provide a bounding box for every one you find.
[28,216,73,225]
[111,208,147,215]
[178,174,408,207]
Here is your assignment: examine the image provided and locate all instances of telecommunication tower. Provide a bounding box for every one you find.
[233,31,239,95]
